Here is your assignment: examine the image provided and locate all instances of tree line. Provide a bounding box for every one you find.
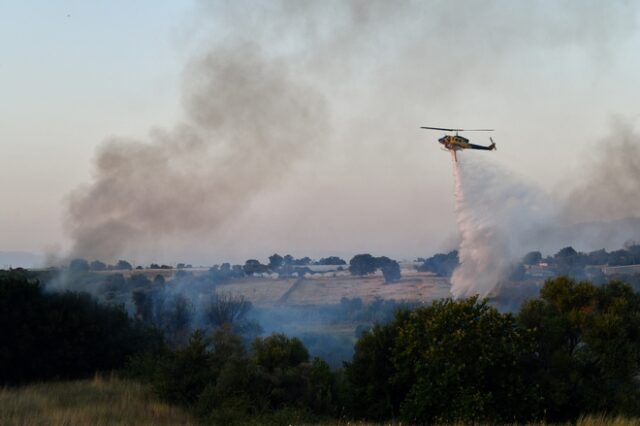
[416,243,640,281]
[65,252,404,283]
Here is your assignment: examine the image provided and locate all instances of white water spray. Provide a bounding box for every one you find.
[450,153,555,299]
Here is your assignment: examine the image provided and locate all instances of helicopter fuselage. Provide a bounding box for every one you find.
[439,135,470,151]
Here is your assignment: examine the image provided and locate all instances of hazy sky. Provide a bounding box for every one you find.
[2,1,640,265]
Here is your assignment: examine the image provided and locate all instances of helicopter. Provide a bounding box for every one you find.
[420,126,496,162]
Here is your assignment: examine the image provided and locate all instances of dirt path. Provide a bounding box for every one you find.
[278,277,305,304]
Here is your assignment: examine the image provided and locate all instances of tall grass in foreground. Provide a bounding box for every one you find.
[2,377,639,426]
[322,419,640,426]
[0,375,194,426]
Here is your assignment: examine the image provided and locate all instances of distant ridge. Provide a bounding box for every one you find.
[0,251,45,269]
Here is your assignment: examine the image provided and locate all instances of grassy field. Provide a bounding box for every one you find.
[2,377,639,426]
[214,270,452,307]
[0,375,194,425]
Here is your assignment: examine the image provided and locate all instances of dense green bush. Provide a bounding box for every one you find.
[345,297,540,423]
[519,277,640,421]
[345,277,640,424]
[0,270,162,385]
[131,328,340,422]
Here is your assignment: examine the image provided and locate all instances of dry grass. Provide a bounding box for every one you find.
[309,418,640,426]
[286,271,451,305]
[215,270,451,307]
[0,375,194,426]
[1,377,637,426]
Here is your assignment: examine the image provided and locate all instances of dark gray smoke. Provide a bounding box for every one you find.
[567,122,640,223]
[66,43,327,261]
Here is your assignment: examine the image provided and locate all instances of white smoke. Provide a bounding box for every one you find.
[450,152,556,298]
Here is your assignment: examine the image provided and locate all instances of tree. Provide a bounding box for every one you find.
[518,277,640,421]
[203,293,261,337]
[0,270,162,385]
[243,259,268,276]
[553,247,586,278]
[89,260,106,271]
[522,251,542,265]
[346,298,539,423]
[345,322,405,419]
[115,260,133,270]
[377,257,401,283]
[349,254,378,276]
[296,256,312,265]
[586,248,609,265]
[268,254,284,270]
[416,250,459,277]
[69,258,89,273]
[153,330,215,406]
[317,256,347,265]
[132,289,154,323]
[395,298,539,423]
[252,333,309,372]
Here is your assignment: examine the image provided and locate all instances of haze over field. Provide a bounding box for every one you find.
[2,1,640,267]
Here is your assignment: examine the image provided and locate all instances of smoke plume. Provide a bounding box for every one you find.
[566,122,640,222]
[61,1,639,264]
[66,43,327,261]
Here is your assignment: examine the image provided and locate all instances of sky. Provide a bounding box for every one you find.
[1,1,640,266]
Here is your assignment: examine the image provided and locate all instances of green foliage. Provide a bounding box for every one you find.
[345,298,539,423]
[0,270,162,385]
[523,251,543,265]
[416,250,459,277]
[349,254,402,281]
[243,259,269,276]
[349,254,378,276]
[519,277,640,421]
[136,327,338,422]
[153,330,216,406]
[69,258,89,272]
[89,260,107,271]
[253,334,309,372]
[377,256,401,283]
[345,322,405,419]
[268,253,284,270]
[554,247,587,278]
[396,298,540,423]
[317,256,347,265]
[115,260,133,270]
[204,293,262,338]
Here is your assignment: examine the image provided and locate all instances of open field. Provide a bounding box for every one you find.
[217,269,452,307]
[0,375,194,425]
[85,264,454,306]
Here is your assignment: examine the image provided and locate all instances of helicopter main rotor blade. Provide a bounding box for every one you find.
[420,126,459,132]
[420,126,494,132]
